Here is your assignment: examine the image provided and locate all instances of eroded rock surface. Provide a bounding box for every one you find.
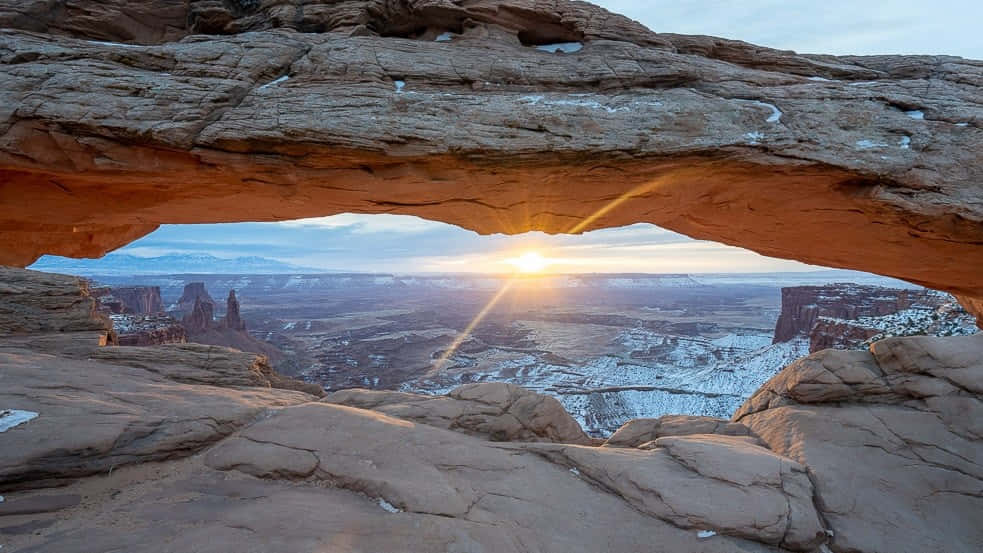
[0,346,314,491]
[604,414,755,447]
[523,435,824,550]
[0,1,980,317]
[204,402,816,552]
[3,262,982,552]
[90,342,324,396]
[324,382,592,444]
[0,266,110,335]
[734,333,983,553]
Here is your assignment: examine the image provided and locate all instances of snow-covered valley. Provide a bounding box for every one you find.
[89,272,975,437]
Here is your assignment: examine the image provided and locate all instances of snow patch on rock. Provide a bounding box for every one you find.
[536,42,583,54]
[855,139,887,150]
[0,409,39,432]
[745,131,765,144]
[378,498,401,513]
[905,110,925,120]
[751,101,783,123]
[435,32,454,42]
[259,75,289,89]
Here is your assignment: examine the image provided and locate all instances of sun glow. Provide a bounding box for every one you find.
[508,251,550,273]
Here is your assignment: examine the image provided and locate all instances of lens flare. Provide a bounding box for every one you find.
[433,278,516,370]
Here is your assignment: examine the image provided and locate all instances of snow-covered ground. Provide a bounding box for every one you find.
[404,328,808,436]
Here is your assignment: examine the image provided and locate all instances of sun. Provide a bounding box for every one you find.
[509,251,550,273]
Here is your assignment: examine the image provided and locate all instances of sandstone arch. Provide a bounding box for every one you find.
[1,0,981,318]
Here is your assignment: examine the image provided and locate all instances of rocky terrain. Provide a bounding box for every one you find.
[174,281,287,365]
[1,1,981,551]
[774,284,977,352]
[0,0,981,324]
[90,272,808,434]
[1,265,980,553]
[80,272,978,437]
[92,285,186,346]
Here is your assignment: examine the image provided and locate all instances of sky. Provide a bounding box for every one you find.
[52,1,979,275]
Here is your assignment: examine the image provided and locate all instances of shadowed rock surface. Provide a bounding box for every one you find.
[0,0,980,320]
[182,296,214,334]
[225,289,245,331]
[324,382,593,444]
[734,333,983,553]
[107,286,163,315]
[604,414,755,447]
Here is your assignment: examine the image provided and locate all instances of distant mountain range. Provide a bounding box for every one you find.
[30,254,919,290]
[29,254,321,276]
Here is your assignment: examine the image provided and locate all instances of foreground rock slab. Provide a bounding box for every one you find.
[324,382,593,444]
[734,333,983,553]
[0,1,980,318]
[203,401,813,551]
[0,345,314,491]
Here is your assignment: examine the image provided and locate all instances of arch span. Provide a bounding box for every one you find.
[0,0,980,319]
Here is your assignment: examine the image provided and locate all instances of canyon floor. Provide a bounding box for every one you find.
[92,271,965,436]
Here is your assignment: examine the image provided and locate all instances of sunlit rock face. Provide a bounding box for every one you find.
[0,0,980,320]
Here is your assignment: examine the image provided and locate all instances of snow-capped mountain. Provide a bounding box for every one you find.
[29,254,320,276]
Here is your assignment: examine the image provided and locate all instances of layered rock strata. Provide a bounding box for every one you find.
[0,1,980,320]
[111,313,187,346]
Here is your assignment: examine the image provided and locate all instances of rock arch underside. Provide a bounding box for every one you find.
[1,2,982,553]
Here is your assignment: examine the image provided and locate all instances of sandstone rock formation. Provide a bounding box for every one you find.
[111,313,187,346]
[0,349,314,491]
[173,281,286,364]
[773,284,977,351]
[774,284,940,342]
[107,286,163,315]
[0,266,111,335]
[0,0,980,320]
[3,265,983,552]
[182,295,214,334]
[325,382,593,444]
[90,342,323,396]
[8,403,797,553]
[734,333,983,553]
[175,282,215,317]
[603,414,755,448]
[225,289,245,331]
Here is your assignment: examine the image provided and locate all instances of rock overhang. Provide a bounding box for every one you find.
[0,0,981,320]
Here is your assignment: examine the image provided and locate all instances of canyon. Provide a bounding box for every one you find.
[1,1,982,552]
[87,272,976,436]
[1,266,980,553]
